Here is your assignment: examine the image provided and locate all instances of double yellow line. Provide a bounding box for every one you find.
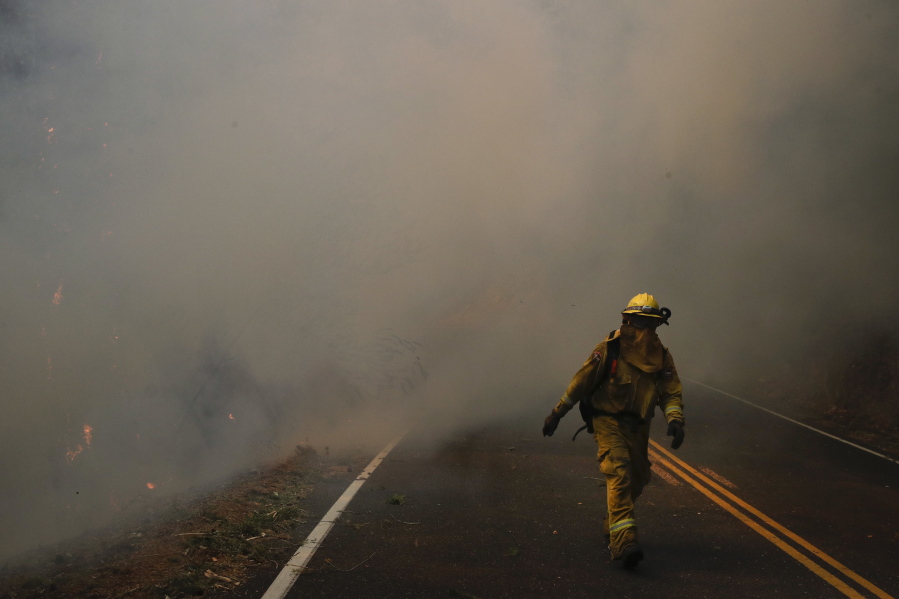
[648,440,893,599]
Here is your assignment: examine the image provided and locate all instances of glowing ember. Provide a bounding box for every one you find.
[65,425,94,462]
[52,281,63,305]
[146,483,155,490]
[66,445,84,462]
[228,413,235,420]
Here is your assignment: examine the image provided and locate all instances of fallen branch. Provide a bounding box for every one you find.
[204,570,239,585]
[390,515,421,525]
[324,552,375,572]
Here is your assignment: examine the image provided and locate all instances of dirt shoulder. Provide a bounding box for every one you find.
[702,377,899,461]
[794,412,899,460]
[0,444,371,599]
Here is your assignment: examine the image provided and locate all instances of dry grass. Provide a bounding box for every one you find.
[0,444,336,599]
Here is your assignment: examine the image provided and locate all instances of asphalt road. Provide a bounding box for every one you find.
[256,382,899,599]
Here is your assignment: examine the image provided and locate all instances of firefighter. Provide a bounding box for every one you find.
[542,293,685,569]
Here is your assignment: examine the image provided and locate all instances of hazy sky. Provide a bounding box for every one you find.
[1,0,897,557]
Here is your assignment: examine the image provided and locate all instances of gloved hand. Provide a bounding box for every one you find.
[543,410,561,437]
[667,420,685,450]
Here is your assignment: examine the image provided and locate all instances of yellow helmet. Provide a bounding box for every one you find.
[622,293,671,323]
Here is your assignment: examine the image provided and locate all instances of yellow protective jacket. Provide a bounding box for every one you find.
[553,330,684,423]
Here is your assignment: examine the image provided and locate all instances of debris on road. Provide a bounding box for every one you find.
[324,552,375,572]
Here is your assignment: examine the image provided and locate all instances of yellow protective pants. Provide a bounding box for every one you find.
[594,414,652,558]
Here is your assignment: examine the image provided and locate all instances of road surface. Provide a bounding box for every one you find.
[246,381,899,598]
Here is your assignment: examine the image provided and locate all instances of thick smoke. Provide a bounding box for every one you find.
[1,0,897,557]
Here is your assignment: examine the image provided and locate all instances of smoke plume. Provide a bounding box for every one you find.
[1,0,897,557]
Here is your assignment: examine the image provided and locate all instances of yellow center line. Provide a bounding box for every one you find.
[649,440,893,599]
[647,448,865,599]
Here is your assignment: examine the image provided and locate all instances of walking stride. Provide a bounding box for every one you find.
[542,293,685,569]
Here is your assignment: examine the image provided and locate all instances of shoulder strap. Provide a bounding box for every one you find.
[573,337,620,441]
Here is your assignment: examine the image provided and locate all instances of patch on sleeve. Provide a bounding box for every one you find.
[592,351,603,363]
[662,368,674,381]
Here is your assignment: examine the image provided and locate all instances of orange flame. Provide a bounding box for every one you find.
[228,413,235,420]
[52,281,63,305]
[146,483,155,490]
[83,425,93,446]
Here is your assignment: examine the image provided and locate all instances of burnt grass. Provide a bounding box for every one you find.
[0,443,359,599]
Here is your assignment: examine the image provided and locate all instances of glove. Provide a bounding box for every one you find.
[666,420,685,450]
[543,410,561,437]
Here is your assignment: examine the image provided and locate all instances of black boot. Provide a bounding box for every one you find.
[621,543,644,570]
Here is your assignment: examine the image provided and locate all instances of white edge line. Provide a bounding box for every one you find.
[260,432,407,599]
[685,377,899,465]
